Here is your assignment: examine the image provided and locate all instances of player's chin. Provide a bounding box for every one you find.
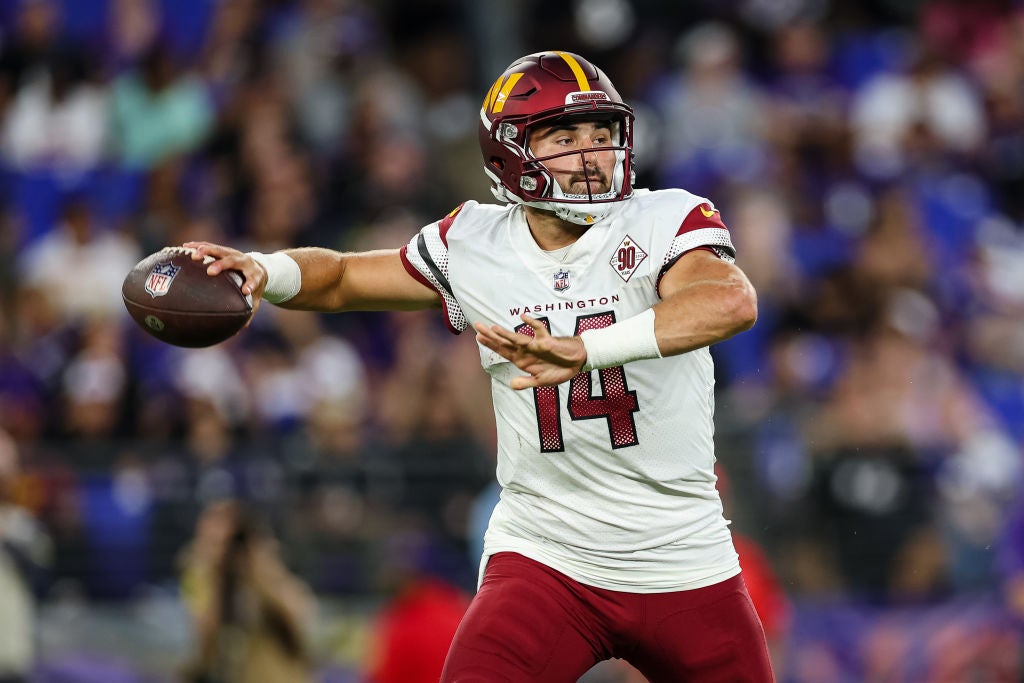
[569,181,610,196]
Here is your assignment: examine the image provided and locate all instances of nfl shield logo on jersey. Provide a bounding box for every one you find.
[145,261,181,298]
[553,269,571,292]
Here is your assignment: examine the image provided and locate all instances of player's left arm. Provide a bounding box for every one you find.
[474,249,756,390]
[651,248,757,355]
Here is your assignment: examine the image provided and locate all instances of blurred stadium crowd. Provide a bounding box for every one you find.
[1,0,1024,680]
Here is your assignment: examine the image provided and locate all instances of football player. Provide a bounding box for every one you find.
[187,51,771,682]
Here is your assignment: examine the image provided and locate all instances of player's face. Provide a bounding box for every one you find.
[528,120,616,197]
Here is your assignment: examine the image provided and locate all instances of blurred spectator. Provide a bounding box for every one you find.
[17,195,140,322]
[652,21,768,193]
[5,287,74,440]
[76,450,152,599]
[131,158,198,253]
[198,0,260,94]
[178,395,282,508]
[174,347,251,431]
[802,313,1019,599]
[110,42,214,169]
[962,218,1024,443]
[0,312,48,441]
[244,136,315,254]
[764,19,847,147]
[855,187,933,291]
[271,0,381,156]
[849,42,986,179]
[394,19,489,206]
[0,430,52,683]
[272,308,367,431]
[379,369,492,562]
[998,495,1024,622]
[365,530,469,683]
[0,0,61,108]
[230,309,366,437]
[59,318,128,440]
[937,424,1022,593]
[180,500,314,683]
[107,0,160,68]
[0,49,107,171]
[976,16,1024,222]
[281,406,377,595]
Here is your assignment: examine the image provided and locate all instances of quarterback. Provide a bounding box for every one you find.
[188,51,772,682]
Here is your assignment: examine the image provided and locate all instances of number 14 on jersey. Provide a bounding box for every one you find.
[515,313,640,452]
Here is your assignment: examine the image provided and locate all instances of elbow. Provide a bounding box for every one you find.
[728,278,758,334]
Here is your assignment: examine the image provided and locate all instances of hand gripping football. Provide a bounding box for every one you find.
[122,247,254,348]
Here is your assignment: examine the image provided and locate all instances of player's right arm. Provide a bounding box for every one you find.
[184,242,442,313]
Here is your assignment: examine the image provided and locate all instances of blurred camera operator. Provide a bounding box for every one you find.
[179,500,314,683]
[0,430,51,683]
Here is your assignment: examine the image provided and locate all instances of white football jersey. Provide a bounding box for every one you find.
[401,188,741,592]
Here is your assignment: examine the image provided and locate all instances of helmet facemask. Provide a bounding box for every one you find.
[483,102,635,225]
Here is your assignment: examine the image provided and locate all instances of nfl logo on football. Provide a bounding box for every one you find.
[553,269,571,292]
[145,261,181,298]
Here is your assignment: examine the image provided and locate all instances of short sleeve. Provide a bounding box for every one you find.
[399,204,469,334]
[656,201,736,291]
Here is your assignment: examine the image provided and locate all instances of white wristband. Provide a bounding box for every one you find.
[247,251,301,304]
[580,308,662,372]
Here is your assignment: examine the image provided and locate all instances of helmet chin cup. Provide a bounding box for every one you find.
[525,197,613,226]
[479,51,635,224]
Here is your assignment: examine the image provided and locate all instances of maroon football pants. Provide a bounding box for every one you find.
[440,552,774,683]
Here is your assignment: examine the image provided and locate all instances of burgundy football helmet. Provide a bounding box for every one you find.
[479,51,635,225]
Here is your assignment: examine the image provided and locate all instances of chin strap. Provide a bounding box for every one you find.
[482,163,626,225]
[544,202,609,225]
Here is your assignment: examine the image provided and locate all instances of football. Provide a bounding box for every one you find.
[122,247,254,348]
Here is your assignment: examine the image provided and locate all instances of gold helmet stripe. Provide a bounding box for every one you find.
[482,76,505,113]
[491,73,524,113]
[556,51,590,92]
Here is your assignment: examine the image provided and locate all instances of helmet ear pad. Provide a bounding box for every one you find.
[478,51,635,224]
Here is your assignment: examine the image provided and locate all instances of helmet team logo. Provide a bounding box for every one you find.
[145,261,181,298]
[553,269,572,292]
[610,235,647,282]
